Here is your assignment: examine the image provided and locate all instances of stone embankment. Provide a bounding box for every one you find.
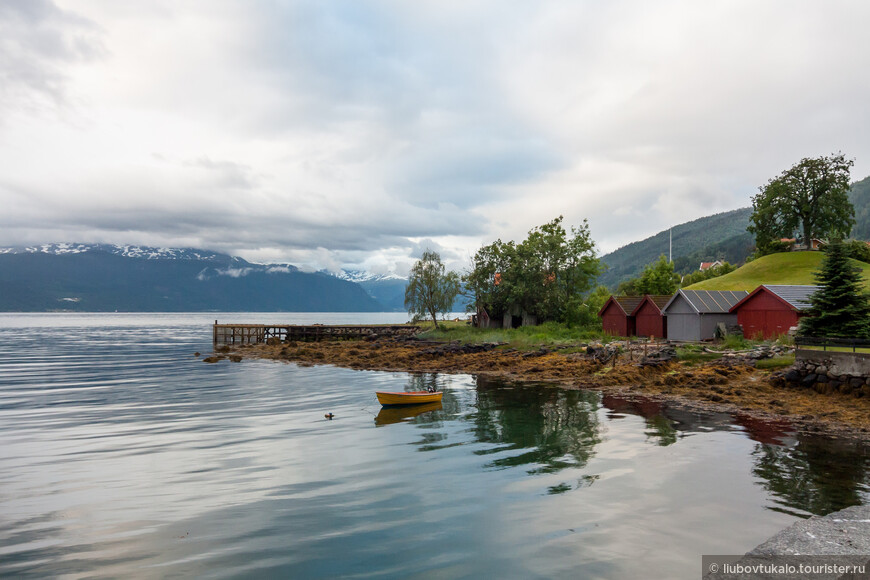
[772,358,870,398]
[706,505,870,580]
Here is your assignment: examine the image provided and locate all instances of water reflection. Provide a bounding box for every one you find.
[470,376,603,476]
[374,402,443,426]
[445,379,870,515]
[752,435,870,517]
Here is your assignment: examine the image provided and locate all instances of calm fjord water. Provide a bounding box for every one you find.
[1,313,868,579]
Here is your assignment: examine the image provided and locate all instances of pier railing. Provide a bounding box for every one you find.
[213,323,420,345]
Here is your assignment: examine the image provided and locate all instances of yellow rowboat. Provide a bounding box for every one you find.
[375,391,443,406]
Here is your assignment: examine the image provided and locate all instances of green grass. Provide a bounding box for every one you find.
[675,344,723,364]
[418,320,609,349]
[754,355,795,369]
[683,251,870,291]
[798,345,870,354]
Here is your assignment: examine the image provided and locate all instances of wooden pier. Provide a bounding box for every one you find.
[213,322,420,345]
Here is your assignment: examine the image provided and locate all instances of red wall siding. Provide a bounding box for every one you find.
[601,302,633,336]
[634,301,667,338]
[735,291,800,339]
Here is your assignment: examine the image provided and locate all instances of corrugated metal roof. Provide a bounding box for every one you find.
[677,290,748,313]
[613,296,643,315]
[764,285,819,311]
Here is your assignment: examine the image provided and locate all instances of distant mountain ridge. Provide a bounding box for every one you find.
[0,244,379,312]
[0,243,242,263]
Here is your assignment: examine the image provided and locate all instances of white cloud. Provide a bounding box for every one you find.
[1,0,869,271]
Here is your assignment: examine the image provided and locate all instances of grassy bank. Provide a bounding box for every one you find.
[417,320,611,349]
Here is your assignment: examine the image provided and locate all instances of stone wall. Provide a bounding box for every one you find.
[776,354,870,397]
[796,348,870,375]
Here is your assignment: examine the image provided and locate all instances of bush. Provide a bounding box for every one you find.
[722,334,748,350]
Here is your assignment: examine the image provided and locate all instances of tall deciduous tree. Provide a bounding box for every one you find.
[465,216,601,324]
[798,239,870,338]
[748,153,855,255]
[635,255,680,295]
[405,250,461,327]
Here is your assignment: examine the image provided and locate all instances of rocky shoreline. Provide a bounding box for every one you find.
[210,337,870,439]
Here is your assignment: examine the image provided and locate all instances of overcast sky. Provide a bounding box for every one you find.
[2,0,869,274]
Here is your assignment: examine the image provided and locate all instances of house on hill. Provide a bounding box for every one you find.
[598,296,643,336]
[729,285,818,339]
[780,238,826,251]
[662,290,748,341]
[699,260,723,271]
[630,295,671,339]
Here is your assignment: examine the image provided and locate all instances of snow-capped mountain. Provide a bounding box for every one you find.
[0,243,236,262]
[330,269,407,283]
[322,269,408,311]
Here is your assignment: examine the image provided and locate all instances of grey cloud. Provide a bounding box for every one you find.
[0,0,105,116]
[4,1,870,273]
[181,157,258,191]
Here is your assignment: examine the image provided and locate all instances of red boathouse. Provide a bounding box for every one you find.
[631,295,672,339]
[598,296,643,337]
[728,285,818,339]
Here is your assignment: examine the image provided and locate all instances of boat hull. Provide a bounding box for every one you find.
[376,391,443,406]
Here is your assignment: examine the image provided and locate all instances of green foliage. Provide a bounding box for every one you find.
[616,255,679,295]
[830,239,870,264]
[615,277,639,296]
[799,239,870,338]
[749,153,855,255]
[635,255,679,295]
[465,216,601,324]
[679,261,737,287]
[405,250,461,326]
[566,285,611,327]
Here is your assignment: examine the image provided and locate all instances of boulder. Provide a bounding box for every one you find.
[783,369,802,384]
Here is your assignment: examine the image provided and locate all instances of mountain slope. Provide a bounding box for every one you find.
[683,251,870,291]
[599,207,754,288]
[0,245,382,312]
[849,175,870,240]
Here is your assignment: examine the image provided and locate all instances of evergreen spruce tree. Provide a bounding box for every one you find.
[798,239,870,338]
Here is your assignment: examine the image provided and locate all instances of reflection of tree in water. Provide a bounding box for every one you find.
[600,394,678,447]
[471,376,602,476]
[751,435,870,517]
